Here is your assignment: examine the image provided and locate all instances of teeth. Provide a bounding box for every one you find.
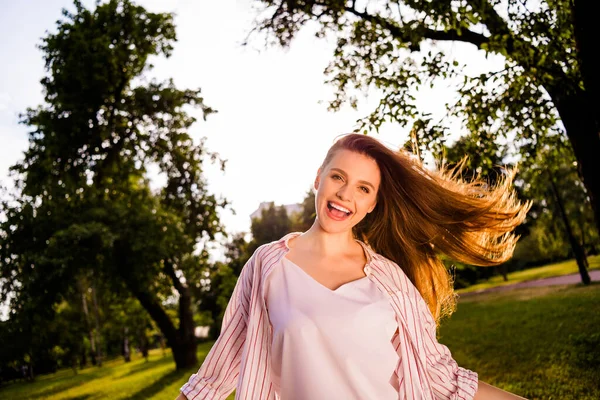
[329,202,351,214]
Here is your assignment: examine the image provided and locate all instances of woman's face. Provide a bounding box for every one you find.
[314,149,381,234]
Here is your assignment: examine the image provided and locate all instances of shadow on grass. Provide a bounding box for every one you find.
[119,354,175,379]
[125,368,191,400]
[2,366,115,400]
[64,395,92,400]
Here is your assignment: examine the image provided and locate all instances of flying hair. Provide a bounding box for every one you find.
[319,133,531,325]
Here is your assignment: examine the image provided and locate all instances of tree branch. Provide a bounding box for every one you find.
[423,28,488,48]
[127,282,178,345]
[465,0,512,37]
[344,5,489,49]
[343,1,571,90]
[164,259,187,295]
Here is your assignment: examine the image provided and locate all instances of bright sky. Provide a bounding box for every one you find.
[0,0,503,238]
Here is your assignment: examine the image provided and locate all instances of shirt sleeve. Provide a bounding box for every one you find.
[419,297,479,400]
[179,249,257,400]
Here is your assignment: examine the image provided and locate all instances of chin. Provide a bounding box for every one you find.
[316,216,356,235]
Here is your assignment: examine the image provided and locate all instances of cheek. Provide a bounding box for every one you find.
[358,198,374,213]
[363,196,377,213]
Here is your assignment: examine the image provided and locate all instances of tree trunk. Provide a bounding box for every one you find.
[126,284,198,369]
[139,329,149,361]
[579,213,588,254]
[548,86,600,238]
[91,283,103,367]
[80,347,87,368]
[159,334,166,357]
[25,359,34,381]
[71,356,78,375]
[495,264,508,281]
[573,0,600,125]
[548,173,591,285]
[175,271,198,369]
[171,338,199,371]
[123,326,131,362]
[79,279,97,366]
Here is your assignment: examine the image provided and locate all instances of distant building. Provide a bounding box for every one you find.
[250,201,302,221]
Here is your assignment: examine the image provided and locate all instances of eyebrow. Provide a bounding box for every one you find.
[330,168,376,190]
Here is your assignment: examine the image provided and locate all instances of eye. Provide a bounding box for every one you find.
[332,174,343,181]
[360,186,370,194]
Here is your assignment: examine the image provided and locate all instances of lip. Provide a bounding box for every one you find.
[326,200,353,220]
[325,204,351,221]
[328,200,353,214]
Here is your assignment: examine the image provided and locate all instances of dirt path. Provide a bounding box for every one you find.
[459,269,600,296]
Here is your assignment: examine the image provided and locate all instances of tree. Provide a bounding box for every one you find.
[249,0,600,234]
[0,0,226,369]
[517,134,595,283]
[248,203,291,254]
[191,234,249,340]
[290,187,316,232]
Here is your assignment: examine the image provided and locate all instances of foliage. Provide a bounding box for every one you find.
[290,187,316,232]
[514,134,598,264]
[0,0,225,369]
[248,202,291,254]
[249,0,600,235]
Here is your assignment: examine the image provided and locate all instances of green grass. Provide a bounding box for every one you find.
[2,281,598,399]
[456,254,600,294]
[0,344,235,400]
[441,282,600,400]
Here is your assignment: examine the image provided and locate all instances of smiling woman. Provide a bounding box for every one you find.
[177,133,531,400]
[317,150,380,225]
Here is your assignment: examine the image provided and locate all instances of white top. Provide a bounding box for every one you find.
[266,256,399,400]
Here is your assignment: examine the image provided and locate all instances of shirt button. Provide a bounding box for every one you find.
[364,266,372,274]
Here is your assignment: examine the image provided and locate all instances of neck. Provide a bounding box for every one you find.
[294,219,358,257]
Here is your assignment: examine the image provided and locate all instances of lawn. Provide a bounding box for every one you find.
[0,343,233,400]
[456,254,600,294]
[1,280,598,399]
[444,282,600,400]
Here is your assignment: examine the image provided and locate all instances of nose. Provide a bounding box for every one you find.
[336,184,352,202]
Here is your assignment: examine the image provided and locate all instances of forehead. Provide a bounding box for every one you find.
[326,149,381,185]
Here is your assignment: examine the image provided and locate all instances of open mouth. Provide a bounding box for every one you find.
[327,201,353,219]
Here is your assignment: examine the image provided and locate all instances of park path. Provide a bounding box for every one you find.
[459,269,600,296]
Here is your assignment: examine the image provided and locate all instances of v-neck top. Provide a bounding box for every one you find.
[265,256,399,399]
[180,232,479,400]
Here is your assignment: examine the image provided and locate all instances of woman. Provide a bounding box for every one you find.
[177,134,530,400]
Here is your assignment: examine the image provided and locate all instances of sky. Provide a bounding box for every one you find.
[0,0,503,241]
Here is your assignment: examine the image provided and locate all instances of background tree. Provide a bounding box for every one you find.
[249,0,600,234]
[290,187,316,232]
[516,134,595,283]
[191,234,250,341]
[0,0,226,369]
[248,203,291,254]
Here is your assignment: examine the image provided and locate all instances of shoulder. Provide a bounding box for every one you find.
[369,252,433,317]
[249,232,298,261]
[369,251,400,278]
[368,250,421,295]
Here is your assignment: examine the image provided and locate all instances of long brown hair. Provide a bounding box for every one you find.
[319,133,530,325]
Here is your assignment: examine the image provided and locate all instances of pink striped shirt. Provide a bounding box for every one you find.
[181,232,478,400]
